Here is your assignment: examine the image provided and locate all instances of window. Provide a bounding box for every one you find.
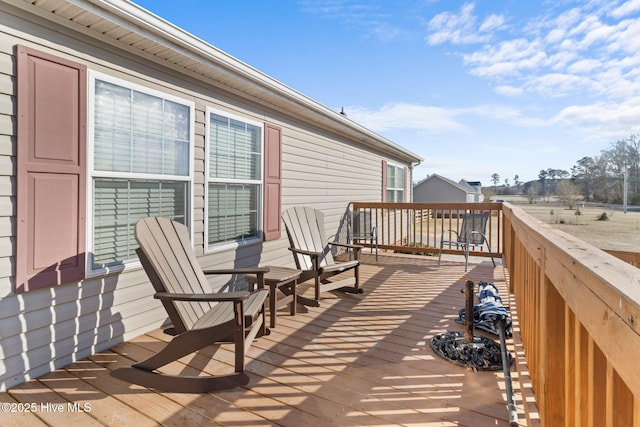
[89,73,193,273]
[386,163,405,202]
[206,109,262,250]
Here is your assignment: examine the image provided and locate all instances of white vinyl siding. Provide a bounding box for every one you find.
[205,108,262,250]
[88,73,193,273]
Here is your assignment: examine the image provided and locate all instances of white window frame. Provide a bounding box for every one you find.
[204,107,264,253]
[387,162,405,202]
[86,71,194,276]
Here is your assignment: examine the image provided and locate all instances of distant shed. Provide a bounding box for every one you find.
[413,174,483,203]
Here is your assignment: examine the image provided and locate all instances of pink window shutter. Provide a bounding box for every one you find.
[263,124,282,241]
[381,160,387,202]
[16,45,86,293]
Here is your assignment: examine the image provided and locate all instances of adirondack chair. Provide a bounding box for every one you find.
[111,217,270,393]
[282,206,362,306]
[438,212,496,272]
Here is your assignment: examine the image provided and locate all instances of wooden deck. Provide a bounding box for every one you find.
[1,254,532,426]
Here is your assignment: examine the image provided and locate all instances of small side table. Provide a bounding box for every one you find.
[247,266,301,328]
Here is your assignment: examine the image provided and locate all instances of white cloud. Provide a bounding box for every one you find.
[553,101,640,140]
[426,2,498,45]
[526,73,594,97]
[566,58,601,74]
[544,7,584,35]
[463,38,547,78]
[610,0,640,18]
[609,18,640,54]
[495,85,524,96]
[298,0,402,42]
[545,28,566,44]
[344,102,464,133]
[344,101,548,135]
[479,14,507,32]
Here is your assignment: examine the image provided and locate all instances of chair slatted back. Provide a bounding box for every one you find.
[282,206,335,270]
[352,210,373,239]
[459,213,489,245]
[135,217,214,332]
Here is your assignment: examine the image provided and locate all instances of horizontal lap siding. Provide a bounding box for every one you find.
[0,28,13,301]
[282,127,386,241]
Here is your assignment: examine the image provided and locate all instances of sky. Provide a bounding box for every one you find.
[132,0,640,185]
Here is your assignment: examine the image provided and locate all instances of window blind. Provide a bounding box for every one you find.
[91,78,191,270]
[207,112,262,247]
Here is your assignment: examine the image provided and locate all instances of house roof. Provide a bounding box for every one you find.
[457,180,476,192]
[5,0,423,164]
[414,174,474,193]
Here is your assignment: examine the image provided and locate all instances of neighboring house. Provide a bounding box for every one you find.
[0,0,421,390]
[459,180,484,202]
[413,174,482,203]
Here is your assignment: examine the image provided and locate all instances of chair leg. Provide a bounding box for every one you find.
[374,237,378,261]
[290,281,297,316]
[314,271,321,303]
[234,300,246,373]
[464,246,469,272]
[486,243,496,267]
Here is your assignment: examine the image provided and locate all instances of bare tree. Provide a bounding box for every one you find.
[526,182,539,204]
[556,180,583,210]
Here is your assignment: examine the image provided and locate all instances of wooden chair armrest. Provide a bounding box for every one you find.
[154,291,250,302]
[328,241,363,250]
[288,247,322,257]
[202,267,270,275]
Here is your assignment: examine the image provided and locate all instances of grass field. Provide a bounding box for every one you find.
[513,201,640,252]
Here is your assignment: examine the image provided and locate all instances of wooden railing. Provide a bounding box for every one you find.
[603,249,640,267]
[502,203,640,426]
[350,201,640,425]
[350,202,503,258]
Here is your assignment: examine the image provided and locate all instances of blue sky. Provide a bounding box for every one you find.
[132,0,640,185]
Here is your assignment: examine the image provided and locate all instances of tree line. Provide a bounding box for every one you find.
[490,135,640,206]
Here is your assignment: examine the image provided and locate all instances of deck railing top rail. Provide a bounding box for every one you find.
[349,201,503,258]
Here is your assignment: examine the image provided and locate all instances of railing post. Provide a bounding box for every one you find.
[464,280,474,342]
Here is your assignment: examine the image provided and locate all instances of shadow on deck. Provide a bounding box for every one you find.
[1,254,535,426]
